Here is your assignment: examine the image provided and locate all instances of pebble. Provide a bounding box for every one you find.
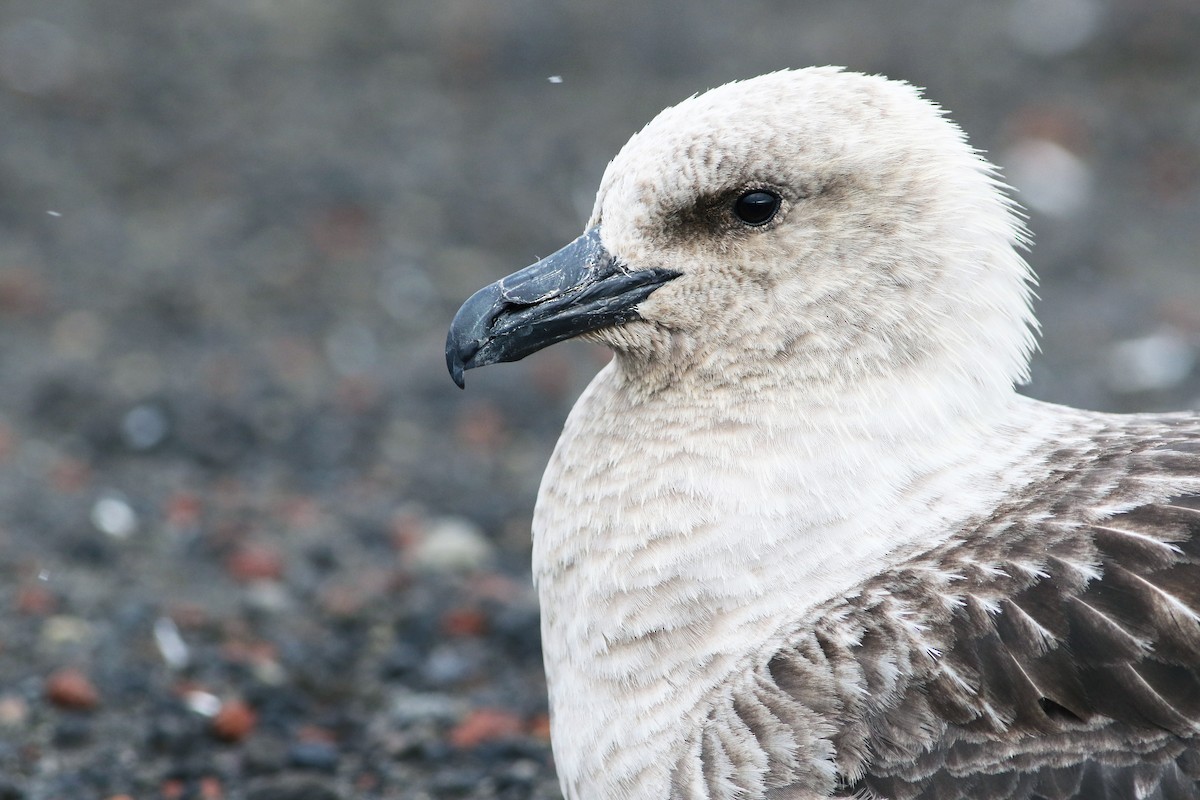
[0,695,28,727]
[212,699,257,742]
[242,736,288,776]
[421,644,477,687]
[45,668,99,710]
[242,581,293,614]
[245,778,341,800]
[388,691,464,724]
[286,740,339,772]
[528,713,551,741]
[430,766,487,795]
[227,545,286,582]
[49,455,90,492]
[154,616,191,670]
[148,707,205,756]
[164,496,204,537]
[441,607,487,637]
[15,585,56,616]
[1001,137,1091,218]
[52,714,93,747]
[316,585,362,618]
[120,403,170,450]
[1107,328,1197,395]
[379,642,422,680]
[410,517,493,573]
[41,615,91,645]
[449,708,523,749]
[183,689,222,717]
[90,491,139,538]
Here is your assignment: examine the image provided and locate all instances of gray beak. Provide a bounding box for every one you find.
[445,226,680,388]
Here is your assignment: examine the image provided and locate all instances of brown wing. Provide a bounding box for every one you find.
[670,416,1200,800]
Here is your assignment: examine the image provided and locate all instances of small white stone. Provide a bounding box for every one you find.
[1002,138,1091,218]
[183,690,221,717]
[153,617,190,670]
[1107,328,1197,394]
[548,75,563,84]
[252,658,288,686]
[389,690,466,723]
[91,492,138,538]
[242,580,293,613]
[42,615,91,645]
[411,516,493,572]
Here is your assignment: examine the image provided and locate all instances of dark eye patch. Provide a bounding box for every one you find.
[665,184,789,241]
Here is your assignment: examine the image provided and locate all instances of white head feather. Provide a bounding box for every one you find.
[586,67,1037,413]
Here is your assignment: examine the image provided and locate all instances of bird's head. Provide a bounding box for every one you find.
[448,68,1036,403]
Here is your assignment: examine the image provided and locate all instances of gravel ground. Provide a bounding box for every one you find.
[0,2,1198,798]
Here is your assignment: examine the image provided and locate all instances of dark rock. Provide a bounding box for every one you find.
[304,543,338,572]
[378,642,423,680]
[430,766,487,795]
[245,777,342,800]
[286,740,339,773]
[51,714,93,748]
[241,736,288,776]
[120,402,172,451]
[174,402,259,468]
[147,706,205,755]
[421,644,478,688]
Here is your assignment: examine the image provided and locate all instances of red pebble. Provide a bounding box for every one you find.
[211,699,256,742]
[454,402,509,454]
[199,777,224,800]
[528,713,551,741]
[16,585,56,616]
[164,492,202,528]
[441,607,487,637]
[49,457,90,492]
[449,708,523,749]
[45,668,99,710]
[295,723,336,744]
[318,585,363,618]
[226,544,284,582]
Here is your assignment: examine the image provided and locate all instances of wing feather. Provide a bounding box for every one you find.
[672,416,1200,799]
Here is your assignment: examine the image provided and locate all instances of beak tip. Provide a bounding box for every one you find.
[446,346,468,389]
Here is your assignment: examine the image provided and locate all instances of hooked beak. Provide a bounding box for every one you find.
[445,226,680,388]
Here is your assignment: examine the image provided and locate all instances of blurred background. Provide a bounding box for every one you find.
[0,1,1198,798]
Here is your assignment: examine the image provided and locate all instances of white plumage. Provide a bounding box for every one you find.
[447,68,1200,800]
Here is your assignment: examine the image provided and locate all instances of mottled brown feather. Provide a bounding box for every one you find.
[672,416,1200,799]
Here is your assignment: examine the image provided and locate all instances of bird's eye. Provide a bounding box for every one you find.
[732,190,781,226]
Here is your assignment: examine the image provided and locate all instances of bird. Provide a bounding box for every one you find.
[445,67,1200,800]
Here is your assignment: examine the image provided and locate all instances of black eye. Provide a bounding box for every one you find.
[733,190,780,226]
